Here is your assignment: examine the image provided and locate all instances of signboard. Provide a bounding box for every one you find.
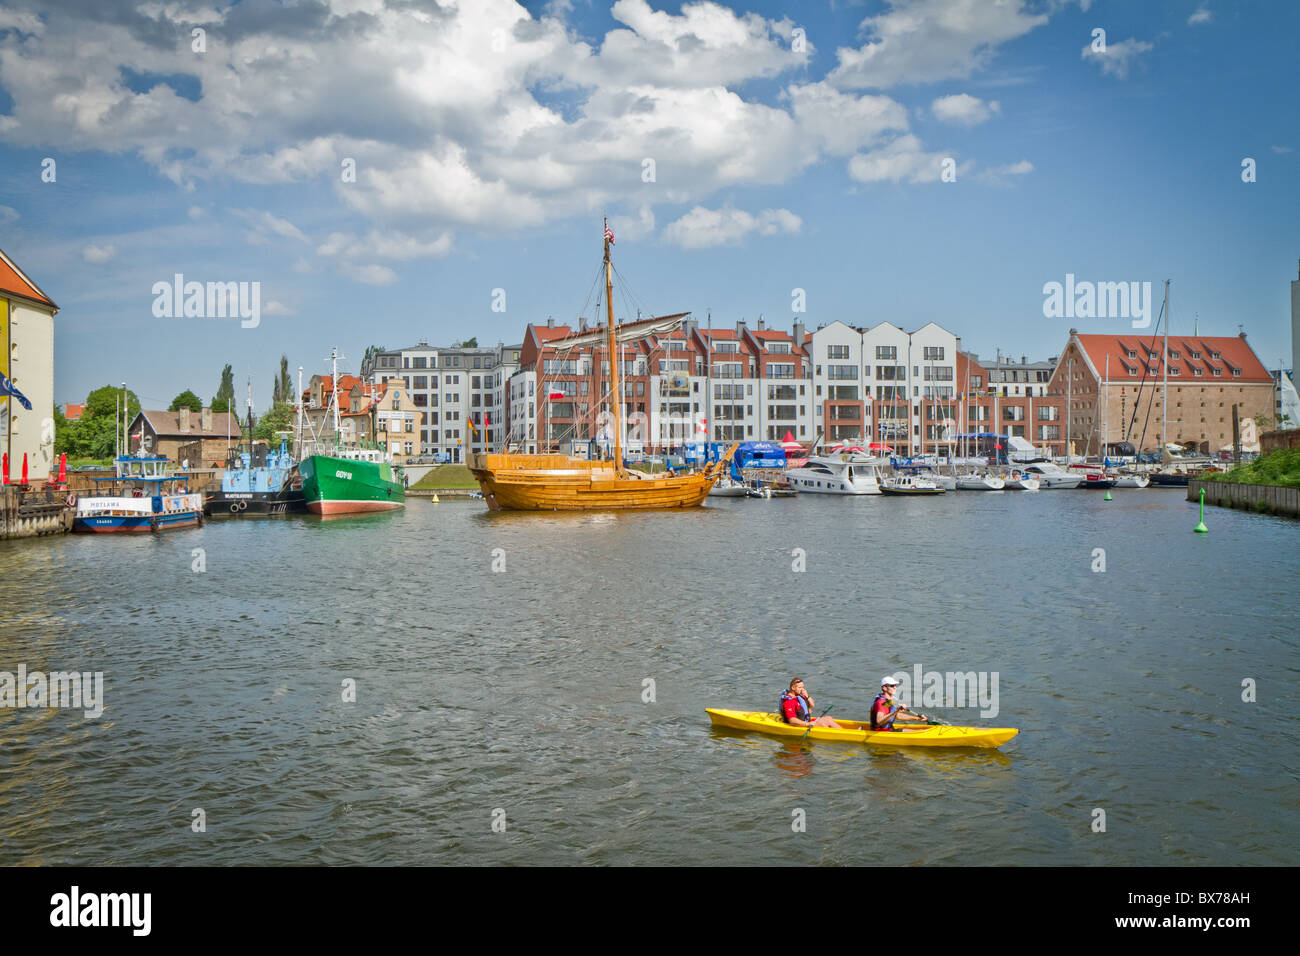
[664,373,690,396]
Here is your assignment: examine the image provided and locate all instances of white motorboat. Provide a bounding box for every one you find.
[955,472,1006,491]
[709,477,748,497]
[880,474,944,495]
[1111,473,1151,489]
[1020,462,1084,489]
[784,454,883,495]
[1003,472,1041,491]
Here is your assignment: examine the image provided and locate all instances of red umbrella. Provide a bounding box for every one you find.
[58,453,67,484]
[22,452,29,484]
[868,443,893,452]
[1,452,7,484]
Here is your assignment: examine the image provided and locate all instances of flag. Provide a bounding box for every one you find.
[467,417,479,436]
[548,391,565,400]
[485,412,491,428]
[0,371,32,410]
[604,225,615,245]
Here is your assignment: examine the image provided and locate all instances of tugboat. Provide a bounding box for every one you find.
[73,455,203,533]
[204,440,306,516]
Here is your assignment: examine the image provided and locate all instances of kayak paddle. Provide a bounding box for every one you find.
[800,704,832,742]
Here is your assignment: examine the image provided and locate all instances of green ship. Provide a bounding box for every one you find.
[300,451,405,515]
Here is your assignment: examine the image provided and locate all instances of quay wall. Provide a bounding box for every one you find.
[1190,479,1300,519]
[1,485,74,540]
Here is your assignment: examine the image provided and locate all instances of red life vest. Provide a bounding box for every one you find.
[779,691,811,723]
[870,694,900,731]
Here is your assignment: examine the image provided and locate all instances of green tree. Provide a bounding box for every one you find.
[169,389,204,411]
[461,337,477,348]
[253,401,294,441]
[55,386,141,459]
[211,364,235,413]
[272,355,292,404]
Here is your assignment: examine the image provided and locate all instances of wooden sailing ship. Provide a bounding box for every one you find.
[467,222,736,511]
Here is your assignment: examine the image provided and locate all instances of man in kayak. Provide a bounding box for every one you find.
[779,679,844,728]
[870,676,929,731]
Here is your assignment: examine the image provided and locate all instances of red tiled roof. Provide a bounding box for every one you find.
[0,247,57,309]
[1075,333,1271,383]
[63,403,85,421]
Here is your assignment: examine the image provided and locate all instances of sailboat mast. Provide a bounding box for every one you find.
[1162,280,1170,457]
[604,220,622,470]
[330,347,341,442]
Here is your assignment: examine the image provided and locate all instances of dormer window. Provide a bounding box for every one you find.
[1232,368,1241,377]
[1193,367,1203,376]
[1169,349,1180,359]
[1191,350,1201,359]
[1212,367,1222,377]
[1126,350,1137,359]
[1169,366,1180,375]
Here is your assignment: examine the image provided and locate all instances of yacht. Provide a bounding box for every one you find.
[881,473,944,495]
[955,472,1005,491]
[784,453,883,495]
[1003,472,1041,491]
[1020,462,1084,489]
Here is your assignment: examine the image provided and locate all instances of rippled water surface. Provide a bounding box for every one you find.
[2,489,1297,865]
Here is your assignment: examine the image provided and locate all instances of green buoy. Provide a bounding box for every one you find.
[1104,490,1112,501]
[1194,488,1209,533]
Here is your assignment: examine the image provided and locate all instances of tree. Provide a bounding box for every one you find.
[253,402,294,441]
[169,389,204,411]
[56,385,141,460]
[211,364,235,413]
[461,337,478,348]
[361,344,386,373]
[272,355,292,404]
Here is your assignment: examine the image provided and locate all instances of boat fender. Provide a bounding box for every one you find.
[150,515,160,532]
[230,502,240,513]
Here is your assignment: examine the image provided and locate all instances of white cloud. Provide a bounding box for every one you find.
[187,205,205,221]
[610,204,656,242]
[1081,37,1153,79]
[263,300,293,316]
[317,230,452,262]
[977,159,1034,184]
[828,0,1048,89]
[661,206,801,249]
[787,82,910,155]
[931,93,1001,126]
[344,263,398,286]
[0,205,18,226]
[233,210,309,244]
[1188,5,1212,25]
[847,134,954,184]
[81,242,117,264]
[1271,145,1293,155]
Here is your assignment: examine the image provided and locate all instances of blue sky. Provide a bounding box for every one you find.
[0,0,1296,411]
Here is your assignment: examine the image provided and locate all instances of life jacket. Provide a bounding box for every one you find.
[779,691,811,723]
[870,694,900,731]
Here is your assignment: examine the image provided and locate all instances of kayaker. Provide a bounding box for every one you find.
[779,679,843,728]
[870,676,929,731]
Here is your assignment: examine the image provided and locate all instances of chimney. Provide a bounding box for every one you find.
[1239,330,1247,340]
[547,317,555,329]
[178,406,191,433]
[793,320,805,347]
[1022,356,1028,365]
[736,320,747,337]
[201,406,212,432]
[758,317,766,331]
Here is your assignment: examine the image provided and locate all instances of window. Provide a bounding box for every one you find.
[875,346,897,360]
[768,343,792,354]
[827,344,850,359]
[827,365,857,380]
[922,346,945,361]
[923,367,953,381]
[768,363,796,379]
[714,341,739,353]
[1037,406,1059,420]
[1003,406,1025,421]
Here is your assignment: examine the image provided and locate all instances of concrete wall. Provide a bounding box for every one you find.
[1190,478,1300,518]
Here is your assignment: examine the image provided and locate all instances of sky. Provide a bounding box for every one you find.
[0,0,1297,412]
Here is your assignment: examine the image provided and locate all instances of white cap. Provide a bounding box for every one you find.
[880,676,900,686]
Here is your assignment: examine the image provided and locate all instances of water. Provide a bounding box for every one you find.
[1,490,1297,865]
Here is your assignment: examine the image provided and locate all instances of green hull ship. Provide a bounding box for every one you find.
[300,452,405,515]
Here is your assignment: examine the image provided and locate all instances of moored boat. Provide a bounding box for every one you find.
[706,709,1018,749]
[1003,472,1040,491]
[73,455,203,533]
[204,440,307,515]
[300,449,405,515]
[1111,472,1151,489]
[881,473,944,495]
[955,472,1005,491]
[784,452,883,495]
[467,222,736,511]
[1021,462,1083,489]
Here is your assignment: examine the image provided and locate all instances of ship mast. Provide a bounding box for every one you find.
[1162,280,1170,462]
[604,219,623,473]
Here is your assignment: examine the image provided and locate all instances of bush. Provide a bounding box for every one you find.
[1209,447,1300,488]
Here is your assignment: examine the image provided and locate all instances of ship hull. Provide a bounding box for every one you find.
[300,455,405,515]
[468,452,726,511]
[204,490,308,516]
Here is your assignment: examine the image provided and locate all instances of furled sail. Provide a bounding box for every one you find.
[549,312,690,351]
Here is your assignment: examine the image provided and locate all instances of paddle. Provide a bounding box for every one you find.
[800,704,832,742]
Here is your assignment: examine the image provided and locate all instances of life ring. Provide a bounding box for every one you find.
[65,493,77,508]
[237,500,248,511]
[230,502,240,513]
[132,488,144,498]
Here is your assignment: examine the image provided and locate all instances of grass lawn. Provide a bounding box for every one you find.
[1209,447,1300,487]
[410,464,479,490]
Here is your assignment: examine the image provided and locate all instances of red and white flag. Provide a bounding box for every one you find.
[604,225,615,245]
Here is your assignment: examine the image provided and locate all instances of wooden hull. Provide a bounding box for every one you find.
[467,452,729,511]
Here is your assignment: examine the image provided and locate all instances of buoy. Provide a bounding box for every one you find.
[1104,490,1112,501]
[1194,488,1209,533]
[430,494,439,503]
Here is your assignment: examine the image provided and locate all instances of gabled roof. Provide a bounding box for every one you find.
[63,403,85,421]
[0,247,57,310]
[132,409,242,438]
[1075,333,1271,383]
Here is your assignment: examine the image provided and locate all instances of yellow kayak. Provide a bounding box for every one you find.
[706,709,1019,749]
